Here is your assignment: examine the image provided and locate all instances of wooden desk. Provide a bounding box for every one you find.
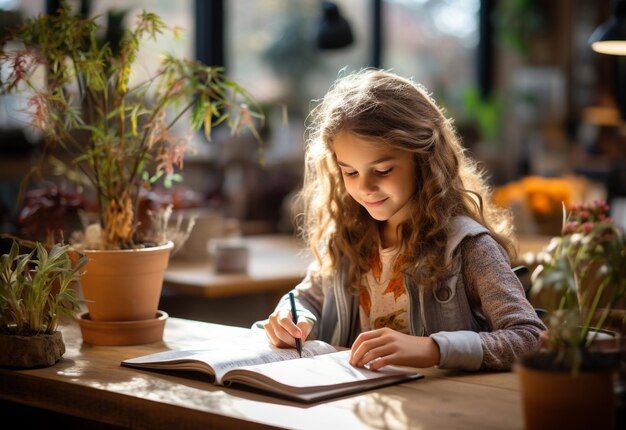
[0,317,524,429]
[164,234,312,299]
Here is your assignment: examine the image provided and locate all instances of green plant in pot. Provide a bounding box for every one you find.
[1,2,262,250]
[0,2,262,338]
[517,199,626,430]
[0,239,88,368]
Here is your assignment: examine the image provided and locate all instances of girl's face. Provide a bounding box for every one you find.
[333,131,417,230]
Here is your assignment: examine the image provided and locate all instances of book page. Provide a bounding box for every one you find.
[121,332,336,384]
[209,336,336,383]
[223,349,423,401]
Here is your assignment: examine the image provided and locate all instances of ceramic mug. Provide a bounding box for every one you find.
[211,237,249,273]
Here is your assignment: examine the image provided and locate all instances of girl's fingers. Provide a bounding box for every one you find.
[365,355,389,371]
[278,325,299,348]
[349,329,389,366]
[263,323,282,346]
[350,329,380,353]
[264,322,296,348]
[350,340,376,366]
[357,345,389,368]
[297,320,311,340]
[285,312,303,337]
[265,310,302,348]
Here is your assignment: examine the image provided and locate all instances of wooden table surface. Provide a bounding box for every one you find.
[0,317,525,430]
[163,234,313,299]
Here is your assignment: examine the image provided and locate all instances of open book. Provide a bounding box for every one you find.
[121,333,423,402]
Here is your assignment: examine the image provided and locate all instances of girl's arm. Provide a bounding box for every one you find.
[461,233,546,370]
[350,234,545,371]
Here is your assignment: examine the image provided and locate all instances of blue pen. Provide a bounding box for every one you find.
[288,292,303,357]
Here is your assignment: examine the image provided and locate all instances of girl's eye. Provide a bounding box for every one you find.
[344,170,358,177]
[376,168,392,176]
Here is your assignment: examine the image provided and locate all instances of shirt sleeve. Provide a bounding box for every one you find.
[430,330,483,370]
[460,233,546,370]
[251,261,324,337]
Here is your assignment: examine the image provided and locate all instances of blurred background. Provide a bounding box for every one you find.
[1,0,625,246]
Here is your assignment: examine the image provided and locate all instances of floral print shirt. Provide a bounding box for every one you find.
[359,247,409,333]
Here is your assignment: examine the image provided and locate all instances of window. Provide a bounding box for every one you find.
[382,0,480,119]
[225,0,480,162]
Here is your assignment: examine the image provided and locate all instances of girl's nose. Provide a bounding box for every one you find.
[358,174,378,193]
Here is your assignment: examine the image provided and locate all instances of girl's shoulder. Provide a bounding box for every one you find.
[445,216,490,262]
[459,232,509,267]
[448,215,489,238]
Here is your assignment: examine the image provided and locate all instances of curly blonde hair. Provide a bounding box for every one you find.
[296,69,515,292]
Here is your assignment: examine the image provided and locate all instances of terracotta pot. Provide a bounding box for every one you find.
[516,354,616,430]
[0,331,65,368]
[80,241,173,322]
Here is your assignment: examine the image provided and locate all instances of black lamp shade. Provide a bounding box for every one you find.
[589,0,626,55]
[317,1,354,50]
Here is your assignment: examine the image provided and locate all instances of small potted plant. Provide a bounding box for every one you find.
[0,239,88,368]
[517,199,626,430]
[0,2,263,334]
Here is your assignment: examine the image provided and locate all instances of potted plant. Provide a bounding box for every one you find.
[0,239,88,368]
[517,199,626,430]
[0,2,262,336]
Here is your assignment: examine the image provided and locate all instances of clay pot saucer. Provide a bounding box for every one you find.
[78,310,168,346]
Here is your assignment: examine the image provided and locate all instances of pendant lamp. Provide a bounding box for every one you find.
[589,0,626,55]
[316,1,354,49]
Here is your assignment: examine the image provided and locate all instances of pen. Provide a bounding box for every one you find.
[288,292,302,357]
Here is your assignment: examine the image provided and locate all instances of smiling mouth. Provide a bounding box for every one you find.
[363,198,387,208]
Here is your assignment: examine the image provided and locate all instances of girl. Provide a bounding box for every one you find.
[261,69,545,371]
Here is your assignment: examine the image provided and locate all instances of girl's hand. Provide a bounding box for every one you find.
[349,327,440,370]
[263,308,313,349]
